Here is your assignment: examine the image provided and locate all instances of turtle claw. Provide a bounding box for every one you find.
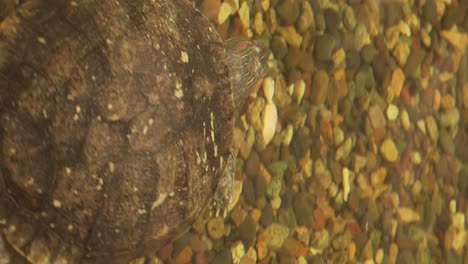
[214,207,228,218]
[212,153,235,217]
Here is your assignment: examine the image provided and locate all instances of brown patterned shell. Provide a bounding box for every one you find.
[0,0,234,263]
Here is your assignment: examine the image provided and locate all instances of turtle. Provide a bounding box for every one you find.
[0,0,268,263]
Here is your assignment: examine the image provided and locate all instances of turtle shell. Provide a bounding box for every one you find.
[0,0,234,262]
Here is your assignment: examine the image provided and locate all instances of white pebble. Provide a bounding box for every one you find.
[342,167,350,202]
[262,77,275,103]
[282,124,294,146]
[386,104,399,121]
[294,80,305,104]
[262,103,277,146]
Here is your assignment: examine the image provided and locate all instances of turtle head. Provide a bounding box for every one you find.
[224,38,269,105]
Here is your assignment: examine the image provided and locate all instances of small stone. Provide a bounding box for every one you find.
[261,103,277,146]
[271,36,288,59]
[238,255,255,264]
[353,154,367,173]
[362,239,373,260]
[245,151,260,178]
[243,178,256,206]
[207,217,225,240]
[440,128,455,155]
[147,256,164,264]
[361,44,378,64]
[404,50,425,77]
[396,207,421,223]
[267,7,277,33]
[400,109,410,130]
[266,175,282,200]
[188,234,206,253]
[370,167,387,187]
[293,192,313,226]
[228,179,243,211]
[332,49,346,68]
[260,203,274,226]
[265,223,289,250]
[268,161,288,178]
[433,89,441,110]
[297,1,314,32]
[252,12,264,35]
[411,152,421,164]
[355,66,375,92]
[389,243,398,263]
[157,243,173,261]
[311,70,329,105]
[324,8,340,33]
[218,2,234,24]
[425,115,439,143]
[193,252,206,264]
[439,108,460,127]
[346,50,361,72]
[238,2,250,30]
[333,127,344,146]
[353,24,370,50]
[259,163,272,185]
[270,196,282,210]
[440,94,456,110]
[440,28,468,51]
[245,247,257,263]
[416,119,426,135]
[174,246,192,264]
[421,27,431,47]
[375,248,384,263]
[298,257,307,264]
[389,68,405,97]
[129,258,146,264]
[262,77,275,103]
[310,229,330,253]
[276,0,300,26]
[380,138,398,162]
[293,80,305,104]
[368,104,386,129]
[386,104,399,121]
[314,33,336,61]
[260,0,269,11]
[296,226,311,246]
[278,26,303,47]
[348,242,356,261]
[335,137,353,160]
[231,206,247,227]
[281,124,294,146]
[231,241,245,264]
[282,237,307,257]
[422,0,437,24]
[246,97,265,131]
[256,230,267,260]
[239,215,257,247]
[254,176,266,206]
[393,42,410,67]
[211,248,232,264]
[343,5,357,31]
[342,168,350,202]
[315,12,326,32]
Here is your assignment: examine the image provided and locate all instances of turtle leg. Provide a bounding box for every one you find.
[223,38,269,105]
[213,153,235,217]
